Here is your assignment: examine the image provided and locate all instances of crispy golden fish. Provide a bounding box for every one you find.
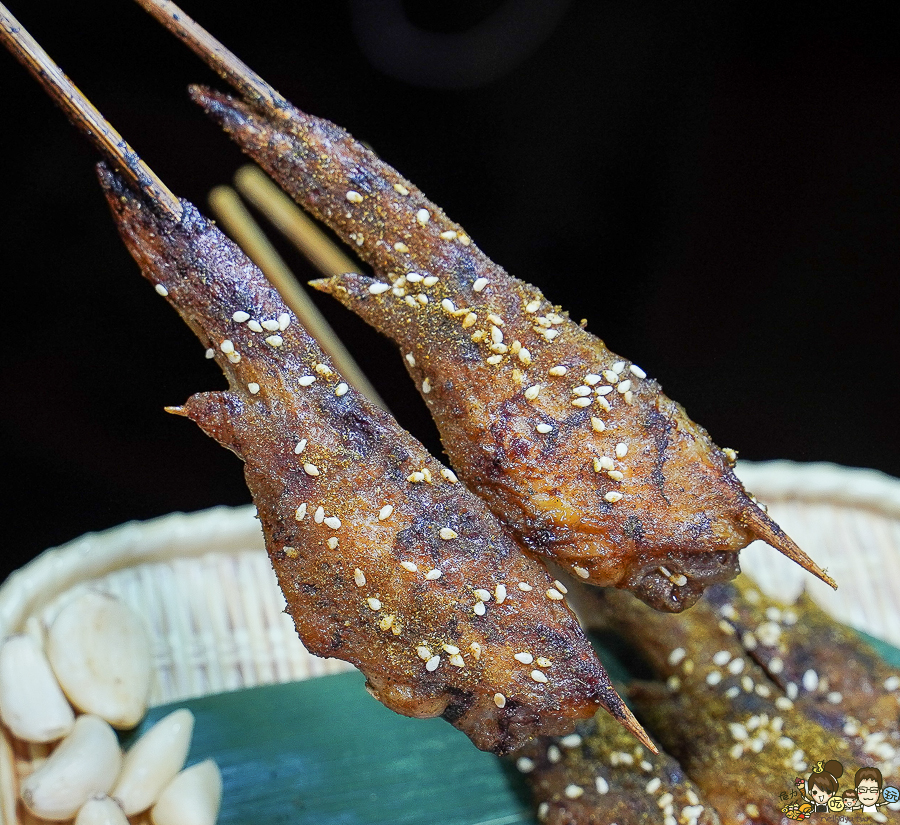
[96,165,649,754]
[706,578,900,787]
[581,587,854,824]
[513,704,720,825]
[133,0,835,611]
[0,2,652,756]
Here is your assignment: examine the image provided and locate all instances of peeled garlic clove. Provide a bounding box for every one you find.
[112,708,194,815]
[0,634,75,742]
[1,729,17,825]
[47,591,152,728]
[150,760,222,825]
[20,714,123,821]
[74,795,130,825]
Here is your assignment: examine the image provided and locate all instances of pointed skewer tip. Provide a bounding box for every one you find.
[742,503,837,590]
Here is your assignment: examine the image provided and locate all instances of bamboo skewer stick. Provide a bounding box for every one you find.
[234,166,362,281]
[0,3,182,222]
[208,186,387,410]
[132,0,289,116]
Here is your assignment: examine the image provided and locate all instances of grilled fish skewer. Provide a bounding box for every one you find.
[135,0,835,611]
[0,3,181,221]
[0,8,649,753]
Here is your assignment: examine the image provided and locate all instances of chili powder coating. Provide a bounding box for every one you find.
[97,164,649,755]
[189,85,834,613]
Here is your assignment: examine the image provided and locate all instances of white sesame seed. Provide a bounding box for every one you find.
[474,589,491,602]
[573,566,590,579]
[220,339,235,354]
[425,569,442,580]
[546,588,564,601]
[802,669,819,692]
[462,312,477,329]
[393,242,410,255]
[524,384,541,400]
[595,775,609,794]
[416,208,430,224]
[448,654,465,668]
[546,366,566,378]
[473,601,486,616]
[425,655,440,671]
[552,580,568,594]
[533,423,553,435]
[439,528,458,540]
[573,385,592,397]
[439,230,458,241]
[368,282,390,295]
[595,385,613,395]
[728,658,746,674]
[514,652,534,664]
[367,597,381,611]
[324,516,341,530]
[531,670,548,683]
[713,650,731,666]
[490,325,504,344]
[725,686,740,698]
[645,777,662,794]
[729,743,743,760]
[440,468,458,483]
[615,442,628,458]
[630,364,647,378]
[742,676,754,692]
[572,398,592,408]
[400,561,417,572]
[602,370,618,383]
[422,378,431,394]
[407,471,425,483]
[786,682,798,700]
[473,277,488,292]
[742,631,757,650]
[155,283,169,296]
[393,182,410,195]
[294,439,307,455]
[406,273,423,283]
[516,347,532,365]
[354,568,366,586]
[595,395,611,411]
[616,380,632,393]
[706,671,722,685]
[828,691,843,704]
[885,675,900,691]
[518,582,533,591]
[205,348,215,359]
[564,785,584,799]
[247,382,261,395]
[516,756,534,773]
[346,190,363,203]
[277,313,290,330]
[264,334,283,347]
[258,319,278,332]
[335,383,349,397]
[304,463,320,476]
[416,646,433,661]
[547,745,561,763]
[294,503,307,521]
[226,351,241,364]
[247,319,263,332]
[326,537,339,550]
[604,491,624,503]
[608,470,624,481]
[668,648,687,666]
[377,505,394,521]
[767,657,784,675]
[298,375,316,386]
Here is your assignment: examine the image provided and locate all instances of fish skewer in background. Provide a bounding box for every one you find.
[134,0,836,613]
[0,2,650,754]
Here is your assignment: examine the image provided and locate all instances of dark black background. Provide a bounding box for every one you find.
[1,0,897,582]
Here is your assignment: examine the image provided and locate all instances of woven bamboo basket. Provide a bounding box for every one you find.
[1,459,899,823]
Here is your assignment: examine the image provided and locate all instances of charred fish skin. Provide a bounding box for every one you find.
[97,163,649,755]
[706,579,900,785]
[513,708,721,825]
[585,587,854,824]
[189,84,835,612]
